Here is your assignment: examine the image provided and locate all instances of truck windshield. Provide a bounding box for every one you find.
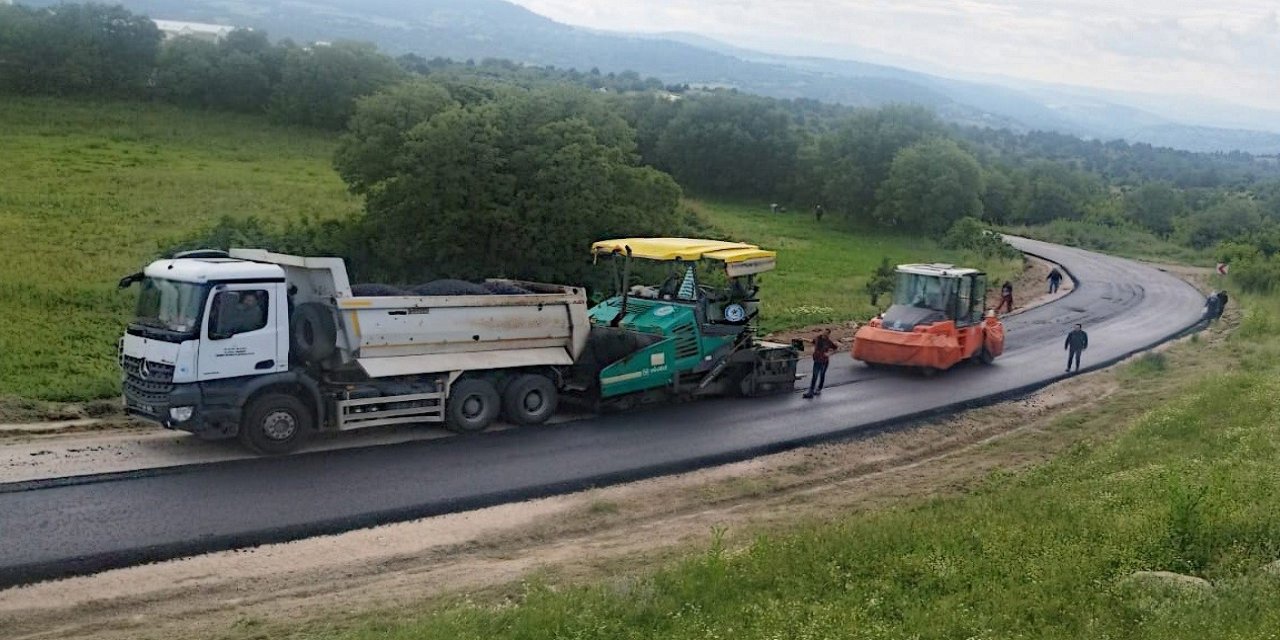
[892,273,954,313]
[134,278,208,336]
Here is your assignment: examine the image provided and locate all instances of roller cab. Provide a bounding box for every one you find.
[852,263,1004,373]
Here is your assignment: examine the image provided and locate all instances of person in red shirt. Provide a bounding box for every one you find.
[804,328,837,399]
[996,281,1014,314]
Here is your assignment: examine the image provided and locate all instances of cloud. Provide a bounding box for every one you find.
[510,0,1280,110]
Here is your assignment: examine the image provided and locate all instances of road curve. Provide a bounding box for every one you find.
[0,238,1208,588]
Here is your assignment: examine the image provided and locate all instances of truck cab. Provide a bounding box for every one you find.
[120,254,291,431]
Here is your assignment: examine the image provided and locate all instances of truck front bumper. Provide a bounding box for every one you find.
[124,382,239,440]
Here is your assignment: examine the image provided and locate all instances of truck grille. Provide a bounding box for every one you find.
[122,356,175,412]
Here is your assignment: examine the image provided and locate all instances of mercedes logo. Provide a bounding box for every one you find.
[139,359,151,379]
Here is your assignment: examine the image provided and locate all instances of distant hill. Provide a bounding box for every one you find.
[24,0,1280,154]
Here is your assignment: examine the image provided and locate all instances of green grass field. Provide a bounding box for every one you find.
[691,200,1021,332]
[0,97,1017,403]
[0,96,359,402]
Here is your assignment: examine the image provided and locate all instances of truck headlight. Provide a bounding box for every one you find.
[169,406,195,423]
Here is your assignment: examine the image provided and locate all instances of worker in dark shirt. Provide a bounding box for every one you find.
[1064,323,1088,373]
[1047,268,1064,294]
[1203,290,1228,322]
[804,328,837,399]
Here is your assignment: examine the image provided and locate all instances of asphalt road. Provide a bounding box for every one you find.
[0,238,1209,588]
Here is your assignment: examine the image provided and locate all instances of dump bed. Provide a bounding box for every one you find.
[229,249,590,378]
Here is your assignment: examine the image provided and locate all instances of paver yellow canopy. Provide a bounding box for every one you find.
[592,238,777,277]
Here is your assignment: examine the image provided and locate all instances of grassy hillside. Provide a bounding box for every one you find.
[0,97,1015,404]
[1006,219,1211,266]
[0,96,360,402]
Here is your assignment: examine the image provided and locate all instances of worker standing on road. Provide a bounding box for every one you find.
[1064,323,1088,373]
[1047,268,1064,294]
[997,281,1014,314]
[804,328,837,399]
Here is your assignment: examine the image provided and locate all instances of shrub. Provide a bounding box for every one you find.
[864,257,895,307]
[941,217,1021,260]
[1230,256,1280,294]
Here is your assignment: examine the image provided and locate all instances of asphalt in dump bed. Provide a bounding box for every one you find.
[0,238,1207,587]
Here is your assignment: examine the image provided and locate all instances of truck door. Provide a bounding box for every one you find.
[197,284,284,381]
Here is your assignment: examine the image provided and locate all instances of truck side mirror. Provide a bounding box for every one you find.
[118,272,143,289]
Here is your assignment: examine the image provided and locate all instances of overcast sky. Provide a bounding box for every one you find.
[509,0,1280,112]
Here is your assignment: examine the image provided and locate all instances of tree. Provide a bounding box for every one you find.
[874,138,984,235]
[153,37,221,107]
[612,93,679,167]
[798,105,944,222]
[334,80,458,194]
[1019,161,1101,224]
[1176,197,1265,249]
[654,93,800,198]
[338,88,685,284]
[0,3,161,96]
[1123,182,1184,236]
[865,257,896,307]
[213,50,273,113]
[270,41,406,129]
[979,167,1024,225]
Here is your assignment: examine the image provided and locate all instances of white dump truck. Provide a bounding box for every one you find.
[118,249,589,453]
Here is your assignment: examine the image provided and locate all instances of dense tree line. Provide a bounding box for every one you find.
[603,87,1280,247]
[8,1,1280,268]
[1,2,408,128]
[0,3,161,96]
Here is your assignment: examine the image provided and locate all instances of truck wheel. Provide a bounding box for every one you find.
[447,379,500,433]
[239,393,313,455]
[502,374,558,425]
[977,347,996,365]
[290,303,337,364]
